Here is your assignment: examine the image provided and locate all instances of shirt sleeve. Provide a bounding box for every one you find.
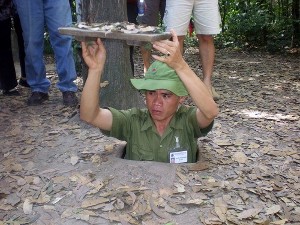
[200,121,214,136]
[184,106,214,137]
[100,107,132,141]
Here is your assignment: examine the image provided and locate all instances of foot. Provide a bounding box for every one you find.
[27,92,49,106]
[62,91,78,106]
[211,86,220,100]
[203,79,220,101]
[2,88,20,96]
[19,78,30,88]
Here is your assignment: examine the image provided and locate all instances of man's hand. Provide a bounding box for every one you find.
[151,29,185,71]
[152,30,219,128]
[81,38,106,71]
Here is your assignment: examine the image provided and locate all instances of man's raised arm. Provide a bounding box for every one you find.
[80,38,113,131]
[152,30,219,128]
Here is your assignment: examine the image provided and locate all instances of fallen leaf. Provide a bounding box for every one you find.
[115,198,125,210]
[0,204,14,211]
[176,171,189,184]
[214,197,227,222]
[81,197,110,208]
[265,205,281,215]
[187,162,209,171]
[238,207,262,220]
[174,183,185,193]
[232,151,248,164]
[164,203,188,215]
[100,80,109,88]
[102,201,115,211]
[6,193,21,206]
[149,196,171,219]
[215,140,233,146]
[70,155,79,165]
[185,199,204,205]
[159,188,173,197]
[132,194,151,216]
[23,199,33,214]
[270,219,288,225]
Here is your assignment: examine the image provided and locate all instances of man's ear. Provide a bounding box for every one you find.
[179,96,186,104]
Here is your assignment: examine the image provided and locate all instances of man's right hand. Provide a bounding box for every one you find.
[81,38,106,72]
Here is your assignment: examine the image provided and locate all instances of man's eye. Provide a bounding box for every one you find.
[162,94,170,98]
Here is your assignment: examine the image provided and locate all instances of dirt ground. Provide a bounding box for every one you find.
[0,47,299,225]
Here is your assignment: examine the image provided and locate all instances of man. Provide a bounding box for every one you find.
[0,0,20,96]
[13,0,78,106]
[80,30,219,163]
[164,0,221,99]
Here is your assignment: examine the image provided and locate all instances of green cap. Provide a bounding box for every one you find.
[130,61,188,96]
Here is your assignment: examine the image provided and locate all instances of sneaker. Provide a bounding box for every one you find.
[3,88,20,96]
[19,78,30,88]
[62,91,78,106]
[27,92,49,106]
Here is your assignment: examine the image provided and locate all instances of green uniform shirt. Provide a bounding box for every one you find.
[101,105,213,163]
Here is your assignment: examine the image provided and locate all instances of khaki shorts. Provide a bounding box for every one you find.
[164,0,221,35]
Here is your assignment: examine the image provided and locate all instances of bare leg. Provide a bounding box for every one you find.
[197,34,219,99]
[177,35,185,54]
[141,46,151,73]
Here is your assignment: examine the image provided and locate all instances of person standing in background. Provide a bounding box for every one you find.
[12,5,28,88]
[164,0,221,100]
[0,0,24,96]
[13,0,78,106]
[127,0,166,74]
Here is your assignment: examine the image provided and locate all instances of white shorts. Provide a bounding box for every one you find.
[163,0,221,35]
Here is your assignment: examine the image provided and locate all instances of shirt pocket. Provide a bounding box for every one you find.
[130,143,154,161]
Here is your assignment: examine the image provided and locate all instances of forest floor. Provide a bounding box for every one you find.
[0,47,299,225]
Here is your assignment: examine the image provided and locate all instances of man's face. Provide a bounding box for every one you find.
[145,90,183,122]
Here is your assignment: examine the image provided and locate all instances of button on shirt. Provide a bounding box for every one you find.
[101,105,213,163]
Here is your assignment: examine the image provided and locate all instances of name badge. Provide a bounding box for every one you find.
[169,151,187,164]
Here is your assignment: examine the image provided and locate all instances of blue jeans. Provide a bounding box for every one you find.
[13,0,77,93]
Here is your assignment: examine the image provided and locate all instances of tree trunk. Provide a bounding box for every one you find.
[292,0,300,47]
[81,0,144,109]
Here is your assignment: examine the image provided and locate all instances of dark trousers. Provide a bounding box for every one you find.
[0,18,18,91]
[13,14,26,79]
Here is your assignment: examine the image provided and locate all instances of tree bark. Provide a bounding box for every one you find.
[292,0,300,47]
[81,0,144,109]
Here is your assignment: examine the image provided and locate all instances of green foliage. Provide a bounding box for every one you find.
[69,0,78,23]
[186,0,299,53]
[45,0,299,55]
[230,5,269,44]
[43,32,53,55]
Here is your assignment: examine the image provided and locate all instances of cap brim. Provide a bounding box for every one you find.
[131,78,188,96]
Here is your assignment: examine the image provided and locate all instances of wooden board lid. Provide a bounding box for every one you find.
[59,27,171,43]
